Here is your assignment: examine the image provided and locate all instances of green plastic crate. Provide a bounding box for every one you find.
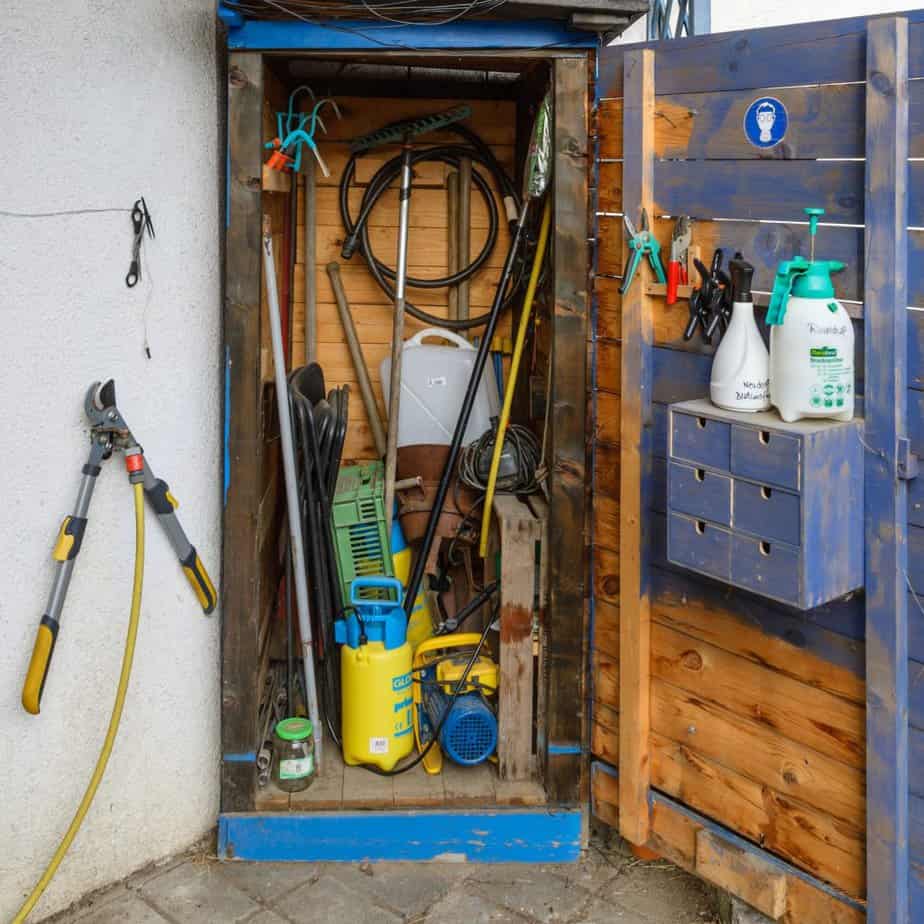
[331,461,394,604]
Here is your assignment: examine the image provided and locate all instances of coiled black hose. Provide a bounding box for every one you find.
[339,124,521,331]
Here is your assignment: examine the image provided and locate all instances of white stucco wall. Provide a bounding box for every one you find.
[0,2,221,920]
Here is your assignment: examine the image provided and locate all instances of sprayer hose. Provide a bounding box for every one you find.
[14,482,145,924]
[339,125,520,331]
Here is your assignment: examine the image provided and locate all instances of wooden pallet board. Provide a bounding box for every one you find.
[254,753,545,812]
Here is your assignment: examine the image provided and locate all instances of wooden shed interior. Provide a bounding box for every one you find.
[223,48,589,819]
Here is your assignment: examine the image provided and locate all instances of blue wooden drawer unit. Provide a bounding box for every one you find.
[667,399,864,609]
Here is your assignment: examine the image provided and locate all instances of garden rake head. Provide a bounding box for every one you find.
[349,105,472,153]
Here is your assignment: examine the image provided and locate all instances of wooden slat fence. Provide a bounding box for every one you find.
[589,11,924,923]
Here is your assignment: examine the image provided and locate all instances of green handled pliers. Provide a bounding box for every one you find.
[619,208,666,294]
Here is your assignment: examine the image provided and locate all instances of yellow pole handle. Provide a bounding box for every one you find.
[21,620,57,715]
[181,548,217,614]
[479,198,553,557]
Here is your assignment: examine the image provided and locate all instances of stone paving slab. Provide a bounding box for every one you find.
[597,861,716,924]
[423,884,529,923]
[241,909,299,924]
[138,861,261,923]
[67,891,169,924]
[274,872,402,923]
[44,834,719,924]
[322,861,464,919]
[568,896,651,924]
[218,861,320,903]
[466,866,593,924]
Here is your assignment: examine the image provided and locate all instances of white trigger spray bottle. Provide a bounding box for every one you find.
[709,255,771,412]
[767,207,853,423]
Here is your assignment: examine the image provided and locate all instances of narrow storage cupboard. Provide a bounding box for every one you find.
[219,7,923,923]
[220,13,594,862]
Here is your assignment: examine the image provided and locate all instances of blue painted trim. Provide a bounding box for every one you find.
[224,346,231,506]
[223,751,257,763]
[217,3,244,29]
[864,18,911,924]
[218,809,582,863]
[223,18,596,52]
[587,43,601,731]
[548,743,582,755]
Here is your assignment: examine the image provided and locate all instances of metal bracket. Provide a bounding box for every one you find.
[898,437,919,480]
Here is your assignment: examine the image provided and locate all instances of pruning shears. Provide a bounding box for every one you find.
[667,215,691,305]
[22,380,217,715]
[619,208,666,295]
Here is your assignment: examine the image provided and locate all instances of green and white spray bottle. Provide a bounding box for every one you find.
[767,207,853,423]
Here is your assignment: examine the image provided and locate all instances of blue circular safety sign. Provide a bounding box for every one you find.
[743,96,788,149]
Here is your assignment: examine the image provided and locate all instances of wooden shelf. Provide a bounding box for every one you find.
[255,736,546,812]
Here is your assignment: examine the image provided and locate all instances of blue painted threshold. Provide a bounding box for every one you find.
[219,808,582,863]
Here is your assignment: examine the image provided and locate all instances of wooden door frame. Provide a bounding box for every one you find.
[222,49,592,813]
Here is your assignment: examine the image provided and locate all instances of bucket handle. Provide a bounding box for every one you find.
[350,576,403,606]
[406,327,474,351]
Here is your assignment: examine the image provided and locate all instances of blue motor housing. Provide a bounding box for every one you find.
[423,688,497,766]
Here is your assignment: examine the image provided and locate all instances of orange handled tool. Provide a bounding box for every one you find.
[667,215,691,305]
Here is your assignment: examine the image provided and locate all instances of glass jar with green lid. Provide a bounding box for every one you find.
[272,717,316,792]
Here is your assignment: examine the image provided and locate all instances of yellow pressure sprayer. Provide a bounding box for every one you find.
[15,379,216,923]
[335,576,414,770]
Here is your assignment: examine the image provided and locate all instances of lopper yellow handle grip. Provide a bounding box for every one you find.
[22,618,58,715]
[181,548,217,615]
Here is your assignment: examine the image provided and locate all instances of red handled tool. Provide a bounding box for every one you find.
[667,215,691,305]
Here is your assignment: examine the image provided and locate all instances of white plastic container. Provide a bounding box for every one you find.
[381,328,500,447]
[709,257,770,412]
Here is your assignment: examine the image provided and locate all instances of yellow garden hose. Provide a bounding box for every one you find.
[14,481,145,924]
[479,198,552,557]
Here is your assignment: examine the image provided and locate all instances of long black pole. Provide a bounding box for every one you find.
[403,201,534,616]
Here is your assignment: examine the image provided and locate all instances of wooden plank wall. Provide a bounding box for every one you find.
[223,52,268,814]
[261,91,515,463]
[589,12,924,918]
[864,18,912,924]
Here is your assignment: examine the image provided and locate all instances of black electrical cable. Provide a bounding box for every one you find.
[358,587,498,777]
[339,124,521,331]
[458,422,542,495]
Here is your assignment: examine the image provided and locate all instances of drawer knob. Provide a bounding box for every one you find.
[759,430,771,446]
[760,486,772,500]
[696,416,707,430]
[759,541,772,556]
[695,520,707,536]
[695,468,705,483]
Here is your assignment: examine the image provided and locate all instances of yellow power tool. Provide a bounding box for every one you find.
[412,632,499,775]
